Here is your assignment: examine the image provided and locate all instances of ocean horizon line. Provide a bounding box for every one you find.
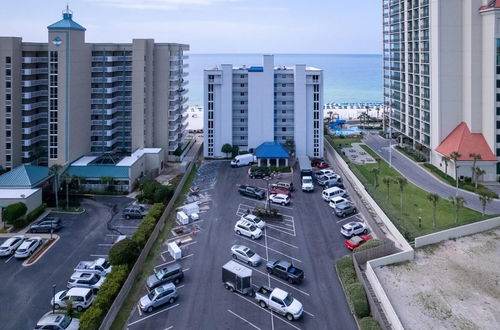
[187,53,382,56]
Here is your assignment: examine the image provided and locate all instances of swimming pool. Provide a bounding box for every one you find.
[330,125,364,136]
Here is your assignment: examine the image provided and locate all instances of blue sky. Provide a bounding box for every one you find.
[0,0,382,54]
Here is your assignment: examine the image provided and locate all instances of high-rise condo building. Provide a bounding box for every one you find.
[383,0,500,181]
[203,55,323,159]
[0,8,189,170]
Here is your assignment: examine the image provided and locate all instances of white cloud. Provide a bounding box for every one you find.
[85,0,242,10]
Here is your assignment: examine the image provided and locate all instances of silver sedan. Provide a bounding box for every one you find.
[231,244,262,266]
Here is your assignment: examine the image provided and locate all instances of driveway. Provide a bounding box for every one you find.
[363,134,500,215]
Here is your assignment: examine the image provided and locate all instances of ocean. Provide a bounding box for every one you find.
[186,53,383,107]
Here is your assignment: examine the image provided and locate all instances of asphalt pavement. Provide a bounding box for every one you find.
[363,134,500,215]
[124,161,375,330]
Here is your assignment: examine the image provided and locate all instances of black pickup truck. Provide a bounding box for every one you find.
[238,185,266,200]
[266,259,304,284]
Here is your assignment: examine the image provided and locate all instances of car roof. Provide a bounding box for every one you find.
[161,263,181,272]
[238,219,254,227]
[155,282,175,294]
[37,313,68,325]
[1,236,23,246]
[331,196,345,202]
[274,193,288,198]
[67,287,92,295]
[345,221,362,228]
[71,272,96,279]
[276,260,292,268]
[349,236,365,244]
[272,288,288,300]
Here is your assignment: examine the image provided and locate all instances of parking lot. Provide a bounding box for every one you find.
[125,159,376,329]
[0,195,135,330]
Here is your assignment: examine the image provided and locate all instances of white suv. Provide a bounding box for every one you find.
[67,272,106,291]
[234,219,263,240]
[240,214,266,229]
[329,196,349,209]
[340,222,368,238]
[269,193,290,206]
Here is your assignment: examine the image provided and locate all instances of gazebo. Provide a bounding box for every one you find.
[255,142,289,167]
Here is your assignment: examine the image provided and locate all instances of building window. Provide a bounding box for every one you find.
[282,101,286,105]
[5,57,11,64]
[240,75,244,78]
[240,84,244,88]
[240,101,244,105]
[281,127,286,132]
[240,127,244,131]
[240,92,244,96]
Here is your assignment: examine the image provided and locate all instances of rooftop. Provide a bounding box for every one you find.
[435,122,497,161]
[255,141,289,159]
[479,0,500,12]
[47,7,86,31]
[0,165,52,188]
[0,188,39,199]
[117,148,162,166]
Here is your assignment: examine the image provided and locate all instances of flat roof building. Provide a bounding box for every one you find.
[203,55,323,160]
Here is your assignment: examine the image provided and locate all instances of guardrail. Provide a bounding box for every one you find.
[99,146,203,330]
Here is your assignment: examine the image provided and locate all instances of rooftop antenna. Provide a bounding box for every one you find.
[63,3,73,15]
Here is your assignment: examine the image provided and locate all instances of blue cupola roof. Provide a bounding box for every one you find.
[47,6,86,31]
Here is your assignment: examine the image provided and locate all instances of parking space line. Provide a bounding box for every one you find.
[114,225,139,229]
[164,326,173,330]
[304,310,315,317]
[183,268,190,272]
[335,214,361,223]
[265,235,298,249]
[160,254,166,262]
[137,303,142,316]
[90,254,108,257]
[154,254,194,269]
[235,235,302,263]
[233,294,303,330]
[4,255,14,263]
[227,309,262,330]
[266,224,295,237]
[232,259,310,297]
[161,241,198,254]
[98,243,113,247]
[127,303,180,327]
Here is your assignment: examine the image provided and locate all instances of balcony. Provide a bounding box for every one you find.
[23,90,48,99]
[22,134,48,146]
[91,86,131,94]
[23,79,48,87]
[22,68,48,75]
[91,56,132,62]
[23,101,48,111]
[91,76,132,83]
[23,113,48,122]
[23,124,48,135]
[169,124,179,132]
[91,66,132,73]
[23,57,48,64]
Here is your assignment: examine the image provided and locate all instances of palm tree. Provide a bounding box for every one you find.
[449,151,462,197]
[63,174,73,209]
[370,168,380,187]
[100,176,114,191]
[427,193,440,228]
[474,167,485,192]
[382,176,392,199]
[478,190,493,216]
[469,153,482,184]
[376,157,383,171]
[393,177,408,215]
[449,196,466,223]
[50,164,63,210]
[441,155,450,175]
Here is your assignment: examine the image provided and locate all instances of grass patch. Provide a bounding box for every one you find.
[110,163,199,330]
[347,144,491,239]
[359,316,382,330]
[422,163,498,198]
[353,239,384,253]
[395,145,427,162]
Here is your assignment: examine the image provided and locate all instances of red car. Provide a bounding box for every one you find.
[344,235,372,250]
[269,187,292,197]
[313,161,330,169]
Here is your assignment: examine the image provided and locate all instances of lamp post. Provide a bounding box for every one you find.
[0,206,4,230]
[389,108,393,168]
[52,284,56,314]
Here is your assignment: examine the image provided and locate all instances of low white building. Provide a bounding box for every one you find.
[204,55,323,159]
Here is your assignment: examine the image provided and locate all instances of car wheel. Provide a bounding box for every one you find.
[174,278,180,284]
[286,313,294,321]
[281,202,286,206]
[247,260,252,266]
[169,297,176,304]
[342,213,346,218]
[232,254,237,260]
[259,300,267,308]
[251,235,255,240]
[288,278,294,284]
[353,208,357,213]
[224,284,230,290]
[147,306,153,313]
[267,268,273,274]
[363,229,368,234]
[236,230,241,235]
[76,306,83,312]
[229,286,234,292]
[54,304,60,309]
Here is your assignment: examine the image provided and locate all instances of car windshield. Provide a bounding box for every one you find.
[60,315,72,329]
[303,178,312,183]
[101,260,111,269]
[155,269,165,280]
[89,275,100,284]
[252,217,262,224]
[60,290,68,299]
[283,293,294,306]
[246,249,255,257]
[249,225,257,232]
[147,291,156,300]
[0,247,7,250]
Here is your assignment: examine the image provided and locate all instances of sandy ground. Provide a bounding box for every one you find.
[376,229,500,330]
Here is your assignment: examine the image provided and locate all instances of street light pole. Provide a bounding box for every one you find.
[52,284,56,314]
[389,109,393,168]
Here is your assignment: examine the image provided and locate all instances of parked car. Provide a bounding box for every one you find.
[271,181,294,192]
[67,272,105,291]
[234,219,263,240]
[222,260,254,295]
[34,312,80,330]
[301,176,314,192]
[310,158,325,167]
[14,236,42,259]
[231,244,262,266]
[231,154,256,167]
[270,186,292,197]
[140,282,178,313]
[238,185,266,199]
[322,187,348,201]
[146,263,184,290]
[0,235,24,257]
[51,287,95,312]
[315,169,335,178]
[345,235,373,250]
[123,205,148,219]
[317,173,340,186]
[340,221,368,238]
[300,168,313,179]
[324,177,344,189]
[240,214,266,229]
[255,286,303,321]
[28,217,62,233]
[328,196,349,209]
[249,168,271,179]
[313,161,329,169]
[74,258,112,276]
[269,193,290,206]
[266,260,304,284]
[334,203,357,218]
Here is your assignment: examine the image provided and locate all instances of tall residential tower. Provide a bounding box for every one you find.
[383,0,500,180]
[0,8,189,170]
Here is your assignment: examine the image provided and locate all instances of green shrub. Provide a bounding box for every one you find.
[26,203,47,223]
[12,218,29,230]
[336,255,356,287]
[3,202,28,224]
[148,203,165,220]
[359,317,382,330]
[109,238,140,266]
[79,265,129,330]
[353,239,384,253]
[138,180,174,204]
[346,282,370,318]
[131,216,157,248]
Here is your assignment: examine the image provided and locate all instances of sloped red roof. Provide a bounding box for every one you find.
[479,0,500,11]
[435,122,497,161]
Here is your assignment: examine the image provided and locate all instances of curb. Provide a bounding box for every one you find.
[50,208,86,215]
[335,262,362,330]
[22,235,60,267]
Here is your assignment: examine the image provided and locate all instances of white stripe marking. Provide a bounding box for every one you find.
[227,309,262,330]
[127,304,180,327]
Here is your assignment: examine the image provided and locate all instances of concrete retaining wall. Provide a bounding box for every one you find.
[414,216,500,248]
[99,145,202,330]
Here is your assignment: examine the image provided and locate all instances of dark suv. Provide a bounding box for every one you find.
[146,263,184,290]
[249,168,270,179]
[334,203,357,218]
[28,217,62,233]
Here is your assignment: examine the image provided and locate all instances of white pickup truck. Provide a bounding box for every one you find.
[74,258,112,276]
[254,286,303,321]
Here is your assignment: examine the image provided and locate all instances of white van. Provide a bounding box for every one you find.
[231,154,256,167]
[52,287,95,312]
[322,187,348,201]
